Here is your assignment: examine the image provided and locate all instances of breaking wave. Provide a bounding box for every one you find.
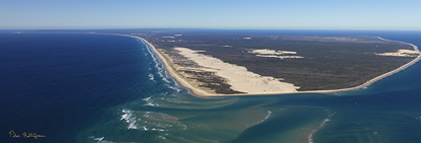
[120,109,137,129]
[88,136,115,143]
[307,110,334,143]
[141,40,172,84]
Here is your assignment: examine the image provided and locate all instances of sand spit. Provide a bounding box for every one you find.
[248,49,304,59]
[375,49,420,57]
[174,47,300,94]
[125,35,421,97]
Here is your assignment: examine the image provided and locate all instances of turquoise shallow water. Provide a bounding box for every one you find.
[1,31,421,143]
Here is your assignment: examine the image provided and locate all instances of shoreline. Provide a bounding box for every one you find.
[134,35,421,97]
[131,36,213,97]
[79,33,213,97]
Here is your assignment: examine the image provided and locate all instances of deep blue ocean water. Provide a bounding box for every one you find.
[1,30,421,143]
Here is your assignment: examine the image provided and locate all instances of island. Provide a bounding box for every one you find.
[129,32,421,96]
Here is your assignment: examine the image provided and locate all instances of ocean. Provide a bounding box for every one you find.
[1,30,421,143]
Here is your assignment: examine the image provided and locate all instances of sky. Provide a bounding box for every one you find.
[1,0,421,30]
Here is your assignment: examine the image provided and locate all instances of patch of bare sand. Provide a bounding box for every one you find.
[375,49,420,57]
[174,47,300,94]
[248,49,304,59]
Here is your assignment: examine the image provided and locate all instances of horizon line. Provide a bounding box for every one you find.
[1,27,421,32]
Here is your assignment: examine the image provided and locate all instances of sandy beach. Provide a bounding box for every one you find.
[135,35,421,97]
[135,37,213,96]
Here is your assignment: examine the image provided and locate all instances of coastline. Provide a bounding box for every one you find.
[131,36,213,97]
[134,35,421,97]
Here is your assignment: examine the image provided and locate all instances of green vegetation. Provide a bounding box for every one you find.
[140,32,417,92]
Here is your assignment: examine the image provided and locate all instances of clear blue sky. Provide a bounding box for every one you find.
[1,0,420,30]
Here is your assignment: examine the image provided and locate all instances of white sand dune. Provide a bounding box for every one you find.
[375,49,419,57]
[248,49,304,59]
[174,47,300,94]
[249,49,297,55]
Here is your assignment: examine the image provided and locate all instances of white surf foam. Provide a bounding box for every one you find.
[142,40,172,83]
[158,135,166,140]
[142,96,151,102]
[94,137,104,141]
[264,110,272,120]
[167,85,182,93]
[307,118,330,143]
[142,97,158,107]
[120,109,138,129]
[151,128,166,132]
[250,110,273,127]
[148,73,155,81]
[88,136,115,143]
[143,102,156,107]
[307,111,334,143]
